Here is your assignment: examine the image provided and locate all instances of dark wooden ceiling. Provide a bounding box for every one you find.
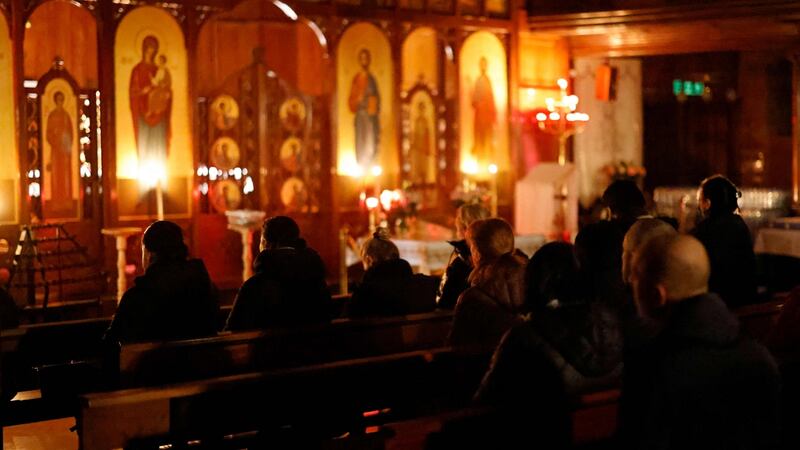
[527,0,800,57]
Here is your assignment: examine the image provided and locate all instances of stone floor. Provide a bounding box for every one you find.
[3,418,77,450]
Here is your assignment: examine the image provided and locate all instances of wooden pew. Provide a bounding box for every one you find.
[383,389,621,450]
[734,298,784,343]
[79,347,473,450]
[115,310,454,388]
[79,346,619,450]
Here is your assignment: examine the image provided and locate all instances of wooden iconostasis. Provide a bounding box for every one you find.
[1,0,518,289]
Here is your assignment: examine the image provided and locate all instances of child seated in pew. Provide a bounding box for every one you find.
[105,221,219,343]
[226,216,333,330]
[347,228,437,318]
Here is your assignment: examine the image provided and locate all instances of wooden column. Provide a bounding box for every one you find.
[10,0,26,224]
[792,52,800,212]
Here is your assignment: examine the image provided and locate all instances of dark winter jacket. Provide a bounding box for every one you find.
[436,240,473,309]
[348,258,437,318]
[225,242,332,331]
[692,213,758,307]
[105,258,219,343]
[619,293,781,450]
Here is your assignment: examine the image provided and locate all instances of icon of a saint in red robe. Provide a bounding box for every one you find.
[348,49,381,168]
[411,100,434,184]
[471,57,496,164]
[129,35,171,169]
[46,91,73,203]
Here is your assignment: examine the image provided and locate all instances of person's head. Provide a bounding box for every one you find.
[53,91,65,106]
[698,174,741,217]
[602,179,646,221]
[157,54,167,66]
[455,204,490,240]
[142,221,188,268]
[417,101,426,114]
[479,57,488,73]
[142,35,159,62]
[466,218,514,270]
[358,49,371,69]
[260,216,300,251]
[622,218,677,284]
[525,241,580,311]
[574,221,623,276]
[360,227,399,270]
[630,234,710,319]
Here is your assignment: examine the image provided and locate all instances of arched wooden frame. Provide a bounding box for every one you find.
[400,84,446,207]
[24,59,99,222]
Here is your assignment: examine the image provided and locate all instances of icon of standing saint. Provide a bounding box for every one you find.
[46,90,74,203]
[471,56,496,164]
[348,49,381,168]
[410,100,435,184]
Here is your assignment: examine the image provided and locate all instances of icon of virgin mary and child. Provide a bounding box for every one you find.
[129,35,172,169]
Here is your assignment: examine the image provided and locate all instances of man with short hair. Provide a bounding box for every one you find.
[619,234,780,450]
[225,216,332,330]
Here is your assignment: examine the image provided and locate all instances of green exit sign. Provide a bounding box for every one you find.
[673,79,705,96]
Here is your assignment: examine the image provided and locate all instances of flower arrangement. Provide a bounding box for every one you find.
[602,161,647,181]
[449,182,491,210]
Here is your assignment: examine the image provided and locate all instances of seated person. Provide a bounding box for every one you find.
[574,221,627,310]
[691,174,758,307]
[0,285,19,331]
[620,234,780,450]
[348,228,437,317]
[105,221,219,343]
[226,216,332,331]
[448,218,527,348]
[436,204,490,309]
[474,242,622,441]
[602,179,650,236]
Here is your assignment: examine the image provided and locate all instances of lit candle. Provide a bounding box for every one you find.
[156,177,165,221]
[366,196,379,232]
[488,163,498,216]
[371,165,382,197]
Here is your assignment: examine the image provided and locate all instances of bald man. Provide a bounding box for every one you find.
[622,218,677,285]
[620,234,780,450]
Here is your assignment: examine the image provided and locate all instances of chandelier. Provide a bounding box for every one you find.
[535,78,589,166]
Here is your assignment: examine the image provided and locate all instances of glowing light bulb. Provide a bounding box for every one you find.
[557,78,568,90]
[488,164,498,175]
[366,197,379,210]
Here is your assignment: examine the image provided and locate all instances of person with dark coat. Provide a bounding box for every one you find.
[691,174,758,307]
[472,241,623,449]
[0,286,19,331]
[602,179,650,236]
[226,216,332,331]
[620,234,780,450]
[574,221,627,310]
[105,221,219,343]
[436,204,489,309]
[348,228,437,317]
[448,218,527,348]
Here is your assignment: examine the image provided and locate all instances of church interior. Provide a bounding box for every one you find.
[2,0,800,448]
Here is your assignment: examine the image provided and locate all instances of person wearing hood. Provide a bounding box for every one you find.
[347,228,437,317]
[436,204,489,309]
[105,221,219,343]
[620,234,779,450]
[226,216,332,331]
[448,218,527,348]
